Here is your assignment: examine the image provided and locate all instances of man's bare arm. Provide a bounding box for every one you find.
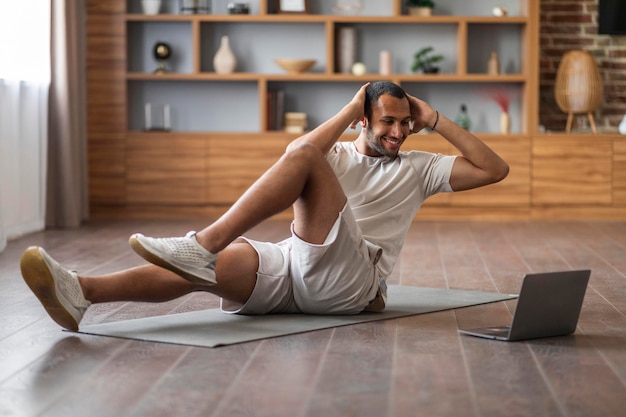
[286,83,369,155]
[406,93,509,191]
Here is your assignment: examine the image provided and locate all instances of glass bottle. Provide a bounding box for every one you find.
[455,104,471,130]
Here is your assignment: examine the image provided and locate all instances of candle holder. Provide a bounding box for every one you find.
[144,103,171,131]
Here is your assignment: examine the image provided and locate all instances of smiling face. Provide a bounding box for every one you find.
[359,94,412,158]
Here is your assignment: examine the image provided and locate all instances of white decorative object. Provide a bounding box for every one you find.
[351,62,366,76]
[213,36,236,74]
[379,50,392,75]
[500,112,511,134]
[619,115,626,135]
[141,0,162,15]
[145,103,171,131]
[492,6,508,16]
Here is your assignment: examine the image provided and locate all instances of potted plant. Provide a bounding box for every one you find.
[407,0,434,16]
[411,46,444,74]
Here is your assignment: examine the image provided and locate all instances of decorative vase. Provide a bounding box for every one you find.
[619,115,626,135]
[337,26,357,74]
[554,50,604,133]
[379,50,391,75]
[500,112,511,134]
[141,0,161,15]
[213,36,236,74]
[408,7,432,16]
[488,51,500,75]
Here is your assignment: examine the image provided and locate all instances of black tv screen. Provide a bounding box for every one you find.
[598,0,626,35]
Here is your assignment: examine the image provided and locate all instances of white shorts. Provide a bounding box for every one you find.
[220,204,383,315]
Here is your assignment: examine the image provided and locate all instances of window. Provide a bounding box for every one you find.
[0,1,50,82]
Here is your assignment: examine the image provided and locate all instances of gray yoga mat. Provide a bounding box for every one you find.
[76,286,517,347]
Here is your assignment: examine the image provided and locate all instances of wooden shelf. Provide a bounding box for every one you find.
[127,72,527,82]
[125,13,529,24]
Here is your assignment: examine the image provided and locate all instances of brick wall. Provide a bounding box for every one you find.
[540,0,626,132]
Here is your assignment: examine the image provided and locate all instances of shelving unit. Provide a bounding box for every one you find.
[93,0,598,220]
[123,0,537,134]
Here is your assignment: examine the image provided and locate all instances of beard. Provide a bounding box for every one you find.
[366,130,401,158]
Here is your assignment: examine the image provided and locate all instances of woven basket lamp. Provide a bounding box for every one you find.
[554,50,604,134]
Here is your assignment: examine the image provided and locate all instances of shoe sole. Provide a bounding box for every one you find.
[128,235,216,286]
[20,247,80,331]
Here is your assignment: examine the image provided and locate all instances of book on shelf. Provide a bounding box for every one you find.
[267,89,285,131]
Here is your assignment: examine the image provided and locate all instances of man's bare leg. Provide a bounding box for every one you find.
[194,142,348,254]
[20,240,260,330]
[81,241,260,305]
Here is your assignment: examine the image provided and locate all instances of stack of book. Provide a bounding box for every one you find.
[283,112,308,133]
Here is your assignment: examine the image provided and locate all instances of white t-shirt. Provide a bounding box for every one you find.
[326,141,456,277]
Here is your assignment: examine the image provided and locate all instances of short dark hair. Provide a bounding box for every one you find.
[364,81,407,119]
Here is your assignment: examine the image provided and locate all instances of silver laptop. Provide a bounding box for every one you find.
[458,270,590,341]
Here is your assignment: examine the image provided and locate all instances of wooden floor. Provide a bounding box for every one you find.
[1,218,626,417]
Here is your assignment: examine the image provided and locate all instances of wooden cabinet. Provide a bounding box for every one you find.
[449,135,531,208]
[207,134,291,204]
[532,136,613,206]
[126,132,209,205]
[615,140,626,206]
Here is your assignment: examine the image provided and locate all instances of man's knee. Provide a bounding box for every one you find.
[284,141,326,163]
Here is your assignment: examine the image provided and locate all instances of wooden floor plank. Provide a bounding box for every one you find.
[213,331,333,417]
[390,311,475,417]
[305,321,396,417]
[126,343,260,417]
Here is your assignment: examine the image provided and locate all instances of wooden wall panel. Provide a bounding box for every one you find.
[86,0,126,206]
[614,140,626,206]
[532,135,613,206]
[88,133,126,203]
[126,133,208,204]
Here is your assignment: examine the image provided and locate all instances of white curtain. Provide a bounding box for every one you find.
[0,2,51,252]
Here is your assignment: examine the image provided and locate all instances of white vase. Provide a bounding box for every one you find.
[379,50,392,75]
[500,112,511,134]
[141,0,161,15]
[213,36,236,74]
[619,115,626,135]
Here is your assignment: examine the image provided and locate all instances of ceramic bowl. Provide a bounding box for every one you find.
[275,59,316,74]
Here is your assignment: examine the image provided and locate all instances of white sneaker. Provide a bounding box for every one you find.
[129,231,218,286]
[20,247,91,331]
